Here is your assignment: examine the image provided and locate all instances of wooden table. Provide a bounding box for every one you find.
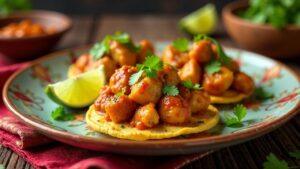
[1,15,300,169]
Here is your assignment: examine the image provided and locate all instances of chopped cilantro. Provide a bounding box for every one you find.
[263,153,289,169]
[172,38,189,52]
[255,86,274,100]
[89,32,140,61]
[129,55,163,85]
[111,32,130,43]
[289,149,300,159]
[194,34,232,65]
[89,35,110,61]
[205,60,221,74]
[51,106,75,121]
[163,85,179,96]
[224,104,247,128]
[181,79,202,90]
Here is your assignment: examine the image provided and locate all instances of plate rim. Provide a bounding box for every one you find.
[2,46,300,149]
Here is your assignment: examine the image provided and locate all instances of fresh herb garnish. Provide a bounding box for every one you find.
[129,55,163,85]
[0,0,31,16]
[289,149,300,159]
[89,32,140,61]
[181,79,202,90]
[239,0,300,29]
[172,38,189,52]
[263,153,289,169]
[89,35,111,61]
[205,60,221,74]
[111,32,130,43]
[224,104,247,128]
[255,86,274,100]
[51,106,75,121]
[194,34,232,65]
[163,85,179,96]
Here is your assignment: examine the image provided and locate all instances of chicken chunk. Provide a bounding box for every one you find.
[105,95,138,123]
[225,60,240,73]
[158,96,191,125]
[74,54,92,72]
[94,86,114,112]
[189,40,213,63]
[130,103,160,130]
[189,90,210,114]
[88,56,117,79]
[138,40,154,63]
[161,46,189,68]
[110,40,137,66]
[178,59,201,84]
[203,66,234,95]
[159,64,181,86]
[233,72,255,95]
[178,84,191,100]
[109,66,137,94]
[129,77,163,105]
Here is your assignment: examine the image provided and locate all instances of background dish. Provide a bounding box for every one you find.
[223,1,300,59]
[0,10,72,60]
[3,43,300,155]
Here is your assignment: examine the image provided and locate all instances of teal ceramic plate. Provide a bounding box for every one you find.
[3,44,300,155]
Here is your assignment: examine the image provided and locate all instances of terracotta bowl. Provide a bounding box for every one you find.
[222,1,300,59]
[0,10,72,60]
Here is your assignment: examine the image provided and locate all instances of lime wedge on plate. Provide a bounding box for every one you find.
[45,66,106,108]
[179,3,217,35]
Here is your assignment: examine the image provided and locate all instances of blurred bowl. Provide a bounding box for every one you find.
[222,1,300,59]
[0,10,72,60]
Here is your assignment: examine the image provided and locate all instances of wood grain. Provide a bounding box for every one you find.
[0,15,299,169]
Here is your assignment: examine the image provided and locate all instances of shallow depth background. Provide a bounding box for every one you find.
[31,0,234,14]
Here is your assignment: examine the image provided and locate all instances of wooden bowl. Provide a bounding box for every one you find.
[222,1,300,59]
[0,10,72,60]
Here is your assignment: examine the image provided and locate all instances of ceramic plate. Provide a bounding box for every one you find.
[3,43,300,155]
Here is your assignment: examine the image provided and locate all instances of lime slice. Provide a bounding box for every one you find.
[179,3,217,35]
[45,66,106,108]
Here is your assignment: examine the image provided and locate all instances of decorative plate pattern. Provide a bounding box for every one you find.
[3,43,300,155]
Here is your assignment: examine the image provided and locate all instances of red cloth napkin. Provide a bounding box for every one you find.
[0,60,212,169]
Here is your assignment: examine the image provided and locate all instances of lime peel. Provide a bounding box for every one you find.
[45,66,106,108]
[179,3,218,35]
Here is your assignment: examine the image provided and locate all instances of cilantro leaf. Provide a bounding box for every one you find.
[51,106,75,121]
[143,55,163,70]
[289,149,300,159]
[233,104,247,121]
[194,34,232,65]
[181,80,202,90]
[163,85,179,96]
[172,38,189,52]
[0,0,31,16]
[89,36,110,61]
[126,42,141,52]
[263,153,289,169]
[224,104,247,128]
[205,60,221,74]
[111,32,130,43]
[129,70,143,86]
[144,68,158,78]
[255,86,274,100]
[129,55,163,85]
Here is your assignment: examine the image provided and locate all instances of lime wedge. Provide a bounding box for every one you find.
[179,3,217,35]
[45,66,106,108]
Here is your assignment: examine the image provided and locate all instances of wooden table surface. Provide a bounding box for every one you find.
[1,15,300,169]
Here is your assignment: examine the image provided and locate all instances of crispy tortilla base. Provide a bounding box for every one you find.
[86,105,219,141]
[209,90,250,104]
